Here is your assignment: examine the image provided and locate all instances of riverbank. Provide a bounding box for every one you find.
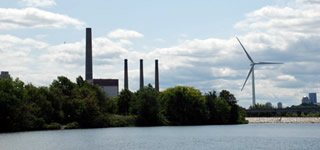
[246,117,320,123]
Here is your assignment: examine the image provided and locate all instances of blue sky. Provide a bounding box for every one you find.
[0,0,319,108]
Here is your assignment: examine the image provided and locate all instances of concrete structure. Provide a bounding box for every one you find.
[85,28,119,96]
[246,117,320,123]
[277,102,283,109]
[85,28,93,81]
[124,59,129,90]
[93,79,119,97]
[302,96,311,104]
[309,93,317,104]
[140,59,144,89]
[155,59,159,92]
[0,71,10,79]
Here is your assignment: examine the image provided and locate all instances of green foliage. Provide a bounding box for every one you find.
[65,122,80,129]
[249,103,273,110]
[133,84,164,126]
[118,89,133,115]
[219,90,237,105]
[0,76,114,132]
[107,114,137,127]
[0,76,248,132]
[45,122,61,130]
[205,90,247,124]
[160,86,207,125]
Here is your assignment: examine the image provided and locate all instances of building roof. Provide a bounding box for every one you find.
[93,79,118,86]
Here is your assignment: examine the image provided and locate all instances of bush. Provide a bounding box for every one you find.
[65,122,79,129]
[44,122,61,130]
[107,114,137,127]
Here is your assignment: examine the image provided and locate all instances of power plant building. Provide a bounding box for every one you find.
[92,79,118,97]
[85,28,119,97]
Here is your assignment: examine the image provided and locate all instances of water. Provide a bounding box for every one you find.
[0,124,320,150]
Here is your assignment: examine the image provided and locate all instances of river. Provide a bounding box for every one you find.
[0,123,319,150]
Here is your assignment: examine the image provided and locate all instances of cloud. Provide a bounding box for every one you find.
[296,0,320,4]
[0,34,48,83]
[108,29,144,39]
[277,75,296,81]
[19,0,56,8]
[235,1,320,37]
[0,7,84,30]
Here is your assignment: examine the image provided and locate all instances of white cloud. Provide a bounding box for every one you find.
[108,29,144,39]
[0,7,84,30]
[235,1,320,37]
[19,0,56,8]
[277,75,296,81]
[0,34,48,83]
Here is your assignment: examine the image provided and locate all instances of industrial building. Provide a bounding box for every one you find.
[85,28,119,97]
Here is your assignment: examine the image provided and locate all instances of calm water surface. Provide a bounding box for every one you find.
[0,123,319,150]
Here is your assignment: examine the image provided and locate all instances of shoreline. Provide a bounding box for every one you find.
[246,117,320,123]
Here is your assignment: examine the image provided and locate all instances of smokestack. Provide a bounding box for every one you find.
[155,59,159,92]
[124,59,128,90]
[140,59,144,89]
[85,28,93,81]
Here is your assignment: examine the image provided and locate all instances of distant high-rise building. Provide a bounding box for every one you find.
[0,71,10,79]
[277,102,283,109]
[302,96,311,104]
[309,93,317,104]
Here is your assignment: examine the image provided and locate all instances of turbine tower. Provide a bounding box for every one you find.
[236,37,283,106]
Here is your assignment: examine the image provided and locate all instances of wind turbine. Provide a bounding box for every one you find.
[236,37,283,106]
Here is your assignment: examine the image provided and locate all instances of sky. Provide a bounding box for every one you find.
[0,0,319,108]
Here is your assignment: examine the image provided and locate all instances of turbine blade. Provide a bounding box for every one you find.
[241,65,254,91]
[236,37,254,63]
[256,62,283,65]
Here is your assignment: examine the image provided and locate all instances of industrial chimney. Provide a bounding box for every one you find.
[140,59,144,89]
[124,59,129,90]
[85,28,93,81]
[155,59,159,92]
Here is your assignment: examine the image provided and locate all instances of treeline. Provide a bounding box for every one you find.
[247,103,320,117]
[0,76,247,132]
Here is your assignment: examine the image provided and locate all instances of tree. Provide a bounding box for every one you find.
[160,86,207,125]
[118,89,133,115]
[0,78,25,132]
[219,90,237,105]
[134,84,163,126]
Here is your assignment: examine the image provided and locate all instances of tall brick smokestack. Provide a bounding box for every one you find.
[155,59,159,92]
[124,59,129,90]
[140,59,144,89]
[85,28,93,81]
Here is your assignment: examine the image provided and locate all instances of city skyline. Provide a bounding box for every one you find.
[0,0,319,107]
